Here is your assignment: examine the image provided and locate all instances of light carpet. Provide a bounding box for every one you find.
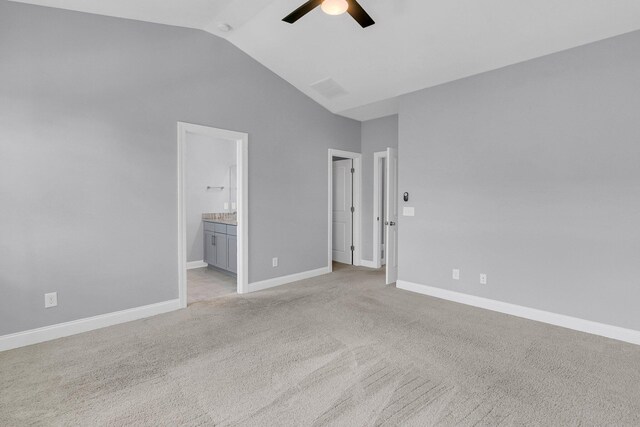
[2,264,640,425]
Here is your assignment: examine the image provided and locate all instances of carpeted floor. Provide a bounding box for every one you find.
[2,264,640,426]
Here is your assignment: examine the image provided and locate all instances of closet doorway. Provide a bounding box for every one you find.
[372,148,398,284]
[328,149,362,270]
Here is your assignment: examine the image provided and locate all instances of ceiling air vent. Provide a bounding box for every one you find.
[310,77,348,100]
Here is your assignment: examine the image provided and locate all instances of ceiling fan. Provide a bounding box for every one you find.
[283,0,375,28]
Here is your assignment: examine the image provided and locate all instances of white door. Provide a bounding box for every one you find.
[332,159,353,264]
[385,148,398,284]
[380,157,386,266]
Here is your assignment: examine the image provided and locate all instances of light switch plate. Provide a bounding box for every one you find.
[402,207,415,217]
[272,257,278,267]
[224,202,229,210]
[452,269,460,280]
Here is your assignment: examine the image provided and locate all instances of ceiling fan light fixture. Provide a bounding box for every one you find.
[282,0,373,28]
[321,0,349,16]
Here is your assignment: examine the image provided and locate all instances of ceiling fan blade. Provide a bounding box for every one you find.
[282,0,323,24]
[346,0,375,28]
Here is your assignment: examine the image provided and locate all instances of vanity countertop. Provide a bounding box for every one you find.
[203,218,237,226]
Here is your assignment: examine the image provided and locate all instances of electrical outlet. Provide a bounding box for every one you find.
[452,269,460,280]
[480,274,487,285]
[272,257,278,267]
[224,202,229,210]
[45,292,57,308]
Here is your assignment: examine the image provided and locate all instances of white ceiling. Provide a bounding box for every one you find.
[11,0,640,121]
[10,0,236,29]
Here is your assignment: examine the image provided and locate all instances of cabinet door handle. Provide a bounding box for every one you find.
[212,235,215,246]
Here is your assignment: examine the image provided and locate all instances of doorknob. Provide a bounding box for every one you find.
[389,221,396,226]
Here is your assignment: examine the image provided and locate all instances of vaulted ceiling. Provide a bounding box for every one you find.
[10,0,640,120]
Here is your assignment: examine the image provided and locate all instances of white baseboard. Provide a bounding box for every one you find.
[0,299,181,352]
[187,260,208,270]
[359,259,378,269]
[396,280,640,346]
[248,267,331,293]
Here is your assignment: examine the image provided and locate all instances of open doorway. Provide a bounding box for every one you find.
[372,148,398,284]
[332,157,354,264]
[372,151,387,268]
[177,122,248,308]
[328,149,362,271]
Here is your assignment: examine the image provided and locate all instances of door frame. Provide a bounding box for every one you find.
[328,149,362,271]
[372,150,387,269]
[177,122,249,308]
[385,147,399,284]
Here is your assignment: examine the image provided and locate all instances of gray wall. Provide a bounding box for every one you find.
[360,115,398,262]
[185,134,236,263]
[398,30,640,331]
[0,1,360,335]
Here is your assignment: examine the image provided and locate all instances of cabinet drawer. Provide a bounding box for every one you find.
[226,225,237,236]
[214,223,227,233]
[204,221,229,233]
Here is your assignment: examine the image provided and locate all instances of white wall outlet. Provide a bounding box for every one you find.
[272,257,278,267]
[45,292,57,308]
[452,269,460,280]
[480,274,487,285]
[231,202,236,210]
[224,202,229,210]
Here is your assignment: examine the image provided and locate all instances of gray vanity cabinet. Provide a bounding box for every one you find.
[227,235,237,273]
[204,231,215,266]
[212,232,228,270]
[204,222,237,275]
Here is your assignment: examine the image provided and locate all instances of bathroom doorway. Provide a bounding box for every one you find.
[177,122,248,307]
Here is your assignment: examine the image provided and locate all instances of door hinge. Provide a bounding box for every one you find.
[350,245,355,252]
[350,206,355,213]
[351,167,355,174]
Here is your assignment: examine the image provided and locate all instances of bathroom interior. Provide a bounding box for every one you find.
[186,134,238,304]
